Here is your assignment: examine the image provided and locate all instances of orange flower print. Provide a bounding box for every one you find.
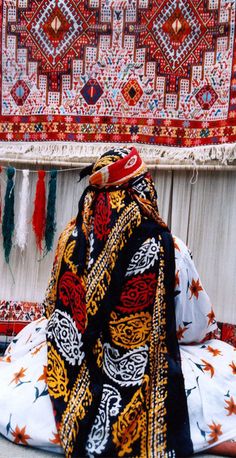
[49,431,61,445]
[208,421,223,444]
[0,355,11,363]
[31,343,45,356]
[176,324,188,340]
[10,367,27,385]
[207,346,222,357]
[225,396,236,416]
[229,361,236,375]
[189,278,203,299]
[37,365,47,383]
[175,270,180,288]
[12,425,31,445]
[207,308,215,326]
[201,359,215,378]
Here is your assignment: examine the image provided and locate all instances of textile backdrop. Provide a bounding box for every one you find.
[0,0,235,162]
[0,169,236,325]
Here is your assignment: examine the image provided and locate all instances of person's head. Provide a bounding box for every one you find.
[89,146,146,188]
[81,146,168,231]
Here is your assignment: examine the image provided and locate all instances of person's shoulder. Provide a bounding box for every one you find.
[173,235,192,263]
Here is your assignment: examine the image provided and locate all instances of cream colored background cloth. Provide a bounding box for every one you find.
[0,169,235,324]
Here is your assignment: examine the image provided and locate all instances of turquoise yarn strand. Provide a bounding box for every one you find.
[2,167,15,263]
[45,169,57,253]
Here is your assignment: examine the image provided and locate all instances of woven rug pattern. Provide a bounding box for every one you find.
[0,0,235,151]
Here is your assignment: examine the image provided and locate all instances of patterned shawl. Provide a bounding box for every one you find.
[44,147,193,458]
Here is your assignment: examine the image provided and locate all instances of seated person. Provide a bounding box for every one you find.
[0,147,235,457]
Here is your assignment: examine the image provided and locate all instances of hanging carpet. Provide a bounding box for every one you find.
[0,0,235,160]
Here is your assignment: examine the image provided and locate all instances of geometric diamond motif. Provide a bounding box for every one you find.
[121,79,143,106]
[42,6,71,49]
[80,79,103,105]
[129,0,217,94]
[10,80,30,106]
[162,7,192,50]
[29,0,83,67]
[11,0,100,92]
[196,85,218,110]
[152,0,207,70]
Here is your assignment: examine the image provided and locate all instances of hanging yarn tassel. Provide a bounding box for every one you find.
[0,166,2,223]
[45,169,57,253]
[2,167,15,263]
[16,169,30,252]
[32,170,46,252]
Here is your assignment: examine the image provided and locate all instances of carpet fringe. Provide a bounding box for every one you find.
[0,141,235,165]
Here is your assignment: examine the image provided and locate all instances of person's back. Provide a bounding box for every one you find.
[0,147,235,457]
[44,147,192,456]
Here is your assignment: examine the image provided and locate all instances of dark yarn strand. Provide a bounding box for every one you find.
[2,167,15,263]
[45,170,57,253]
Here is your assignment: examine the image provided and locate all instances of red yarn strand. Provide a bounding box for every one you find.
[32,170,46,252]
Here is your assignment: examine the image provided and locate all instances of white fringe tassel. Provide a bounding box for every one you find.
[15,169,30,252]
[0,141,236,165]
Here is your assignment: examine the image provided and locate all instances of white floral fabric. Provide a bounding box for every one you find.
[0,317,63,454]
[174,237,236,453]
[0,238,235,455]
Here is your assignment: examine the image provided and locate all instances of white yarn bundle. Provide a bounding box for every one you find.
[15,169,30,252]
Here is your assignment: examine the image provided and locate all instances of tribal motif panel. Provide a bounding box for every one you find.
[0,0,235,147]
